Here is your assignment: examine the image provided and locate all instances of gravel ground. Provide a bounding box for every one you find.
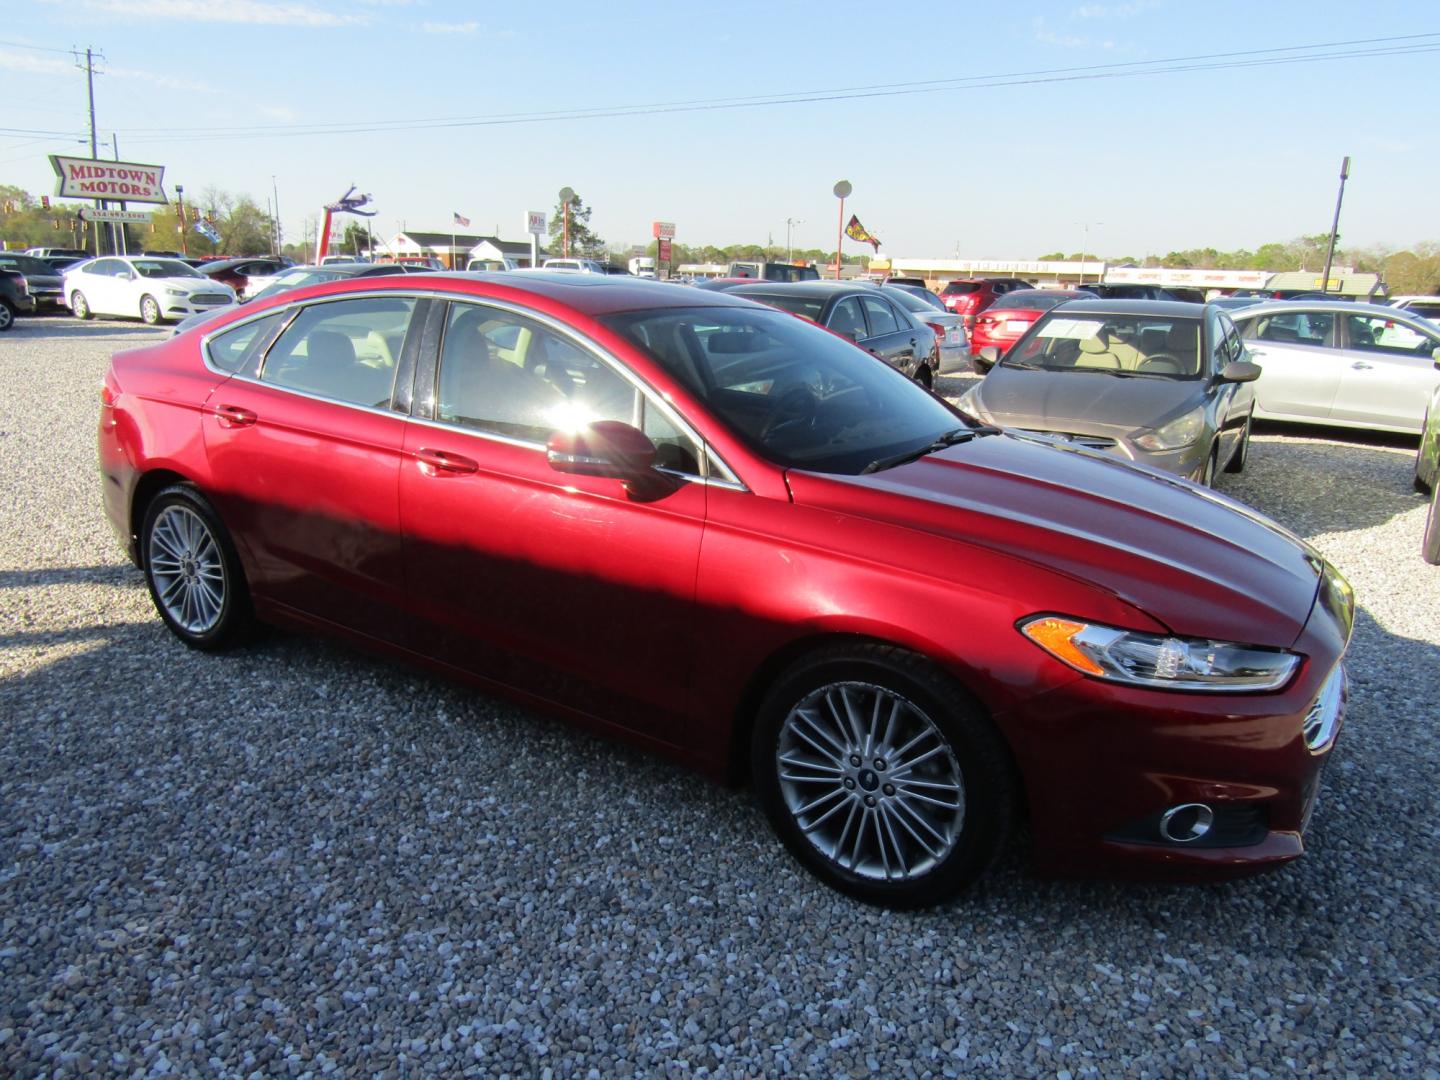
[2,315,1438,1078]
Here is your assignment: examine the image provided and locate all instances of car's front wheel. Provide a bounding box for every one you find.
[1225,414,1251,474]
[71,291,91,320]
[141,484,254,650]
[0,299,13,331]
[1423,481,1440,565]
[140,295,163,325]
[752,644,1014,908]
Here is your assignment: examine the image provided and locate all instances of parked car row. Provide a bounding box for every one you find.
[100,270,1355,908]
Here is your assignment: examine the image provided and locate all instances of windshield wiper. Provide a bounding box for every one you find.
[861,425,1000,474]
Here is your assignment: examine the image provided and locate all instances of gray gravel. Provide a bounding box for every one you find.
[2,316,1438,1078]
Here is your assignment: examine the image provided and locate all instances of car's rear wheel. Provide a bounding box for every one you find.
[752,644,1014,909]
[71,291,91,320]
[141,484,253,651]
[915,362,934,390]
[140,295,162,325]
[1225,414,1251,473]
[1201,444,1218,487]
[1424,482,1440,565]
[0,300,13,331]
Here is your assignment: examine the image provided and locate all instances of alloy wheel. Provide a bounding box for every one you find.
[147,504,227,635]
[775,680,965,882]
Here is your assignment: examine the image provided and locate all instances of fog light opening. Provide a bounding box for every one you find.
[1158,803,1215,844]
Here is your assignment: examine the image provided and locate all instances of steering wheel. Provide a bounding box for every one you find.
[760,385,819,442]
[1138,354,1181,374]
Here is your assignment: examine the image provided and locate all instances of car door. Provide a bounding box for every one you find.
[1238,310,1343,421]
[79,258,125,315]
[398,299,708,743]
[1207,312,1251,459]
[858,294,922,376]
[1331,312,1440,431]
[201,294,422,644]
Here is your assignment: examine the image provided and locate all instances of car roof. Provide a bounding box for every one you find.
[283,269,751,317]
[1227,299,1429,319]
[727,280,888,299]
[1046,298,1205,318]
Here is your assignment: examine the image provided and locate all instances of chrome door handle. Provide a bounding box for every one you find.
[414,447,479,475]
[1350,361,1373,370]
[213,404,257,428]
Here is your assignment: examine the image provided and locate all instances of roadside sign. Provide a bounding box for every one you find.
[653,221,676,239]
[50,155,168,204]
[526,210,546,236]
[78,207,154,224]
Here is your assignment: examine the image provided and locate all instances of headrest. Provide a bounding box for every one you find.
[1077,327,1110,353]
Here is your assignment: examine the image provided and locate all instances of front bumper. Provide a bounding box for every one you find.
[1011,428,1209,480]
[1002,584,1352,880]
[161,293,235,320]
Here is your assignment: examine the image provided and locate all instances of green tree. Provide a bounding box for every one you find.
[548,192,605,259]
[1036,251,1065,261]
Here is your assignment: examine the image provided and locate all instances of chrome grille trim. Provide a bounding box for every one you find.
[1303,665,1346,753]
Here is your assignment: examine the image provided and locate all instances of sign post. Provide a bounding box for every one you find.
[833,180,852,280]
[653,220,676,280]
[526,209,546,267]
[559,186,575,258]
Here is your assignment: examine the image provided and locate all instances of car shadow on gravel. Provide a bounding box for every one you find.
[0,565,138,590]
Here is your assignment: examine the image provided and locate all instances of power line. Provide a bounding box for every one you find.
[110,30,1440,142]
[0,39,77,54]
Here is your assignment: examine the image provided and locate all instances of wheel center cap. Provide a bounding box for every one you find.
[858,769,879,792]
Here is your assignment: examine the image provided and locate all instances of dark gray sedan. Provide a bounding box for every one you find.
[958,300,1260,486]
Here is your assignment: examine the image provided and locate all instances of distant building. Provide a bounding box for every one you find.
[387,230,542,269]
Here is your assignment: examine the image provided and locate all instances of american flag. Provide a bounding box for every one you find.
[453,212,470,227]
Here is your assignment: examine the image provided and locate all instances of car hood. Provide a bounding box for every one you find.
[976,364,1201,436]
[156,276,230,290]
[786,432,1324,647]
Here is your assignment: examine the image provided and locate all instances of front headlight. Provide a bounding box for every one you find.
[1020,615,1300,692]
[1133,405,1205,451]
[164,287,187,297]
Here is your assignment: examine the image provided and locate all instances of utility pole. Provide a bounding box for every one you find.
[75,47,105,255]
[1320,157,1351,296]
[271,175,282,256]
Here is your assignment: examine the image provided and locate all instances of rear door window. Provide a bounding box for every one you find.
[260,296,417,407]
[860,296,902,336]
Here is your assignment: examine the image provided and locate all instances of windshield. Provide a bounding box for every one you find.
[885,288,938,315]
[602,306,968,474]
[734,291,824,321]
[990,291,1075,312]
[133,259,203,279]
[1004,313,1203,378]
[253,269,344,300]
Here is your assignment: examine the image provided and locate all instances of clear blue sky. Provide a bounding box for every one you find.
[3,1,1436,260]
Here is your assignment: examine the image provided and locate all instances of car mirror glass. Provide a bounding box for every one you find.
[976,346,1001,373]
[547,420,658,479]
[1219,360,1261,383]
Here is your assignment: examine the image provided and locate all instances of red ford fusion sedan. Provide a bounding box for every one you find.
[98,271,1354,908]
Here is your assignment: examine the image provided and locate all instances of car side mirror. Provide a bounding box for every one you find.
[1432,345,1440,367]
[547,420,658,480]
[974,345,1001,374]
[1219,360,1261,383]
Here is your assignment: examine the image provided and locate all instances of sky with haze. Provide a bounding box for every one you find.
[2,1,1436,260]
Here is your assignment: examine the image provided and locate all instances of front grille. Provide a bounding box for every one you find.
[190,293,231,306]
[1016,428,1117,451]
[1303,665,1346,752]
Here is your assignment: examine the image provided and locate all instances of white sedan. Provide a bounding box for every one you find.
[63,256,236,325]
[1233,300,1440,434]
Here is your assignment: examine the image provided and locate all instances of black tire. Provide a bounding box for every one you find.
[1423,481,1440,565]
[140,295,162,325]
[1224,414,1251,474]
[1201,444,1218,487]
[0,300,13,332]
[140,484,254,651]
[751,643,1015,909]
[71,291,91,320]
[915,362,934,390]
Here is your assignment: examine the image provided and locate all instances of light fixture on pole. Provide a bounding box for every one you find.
[1076,221,1104,285]
[175,183,187,257]
[833,181,851,281]
[785,217,805,263]
[1320,157,1351,296]
[559,186,575,259]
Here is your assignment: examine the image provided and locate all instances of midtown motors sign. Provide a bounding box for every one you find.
[49,155,168,204]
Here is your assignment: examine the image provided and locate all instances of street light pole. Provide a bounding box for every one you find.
[785,217,804,263]
[1076,221,1103,285]
[1320,156,1351,296]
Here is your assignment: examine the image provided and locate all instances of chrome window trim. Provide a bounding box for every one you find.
[198,287,749,491]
